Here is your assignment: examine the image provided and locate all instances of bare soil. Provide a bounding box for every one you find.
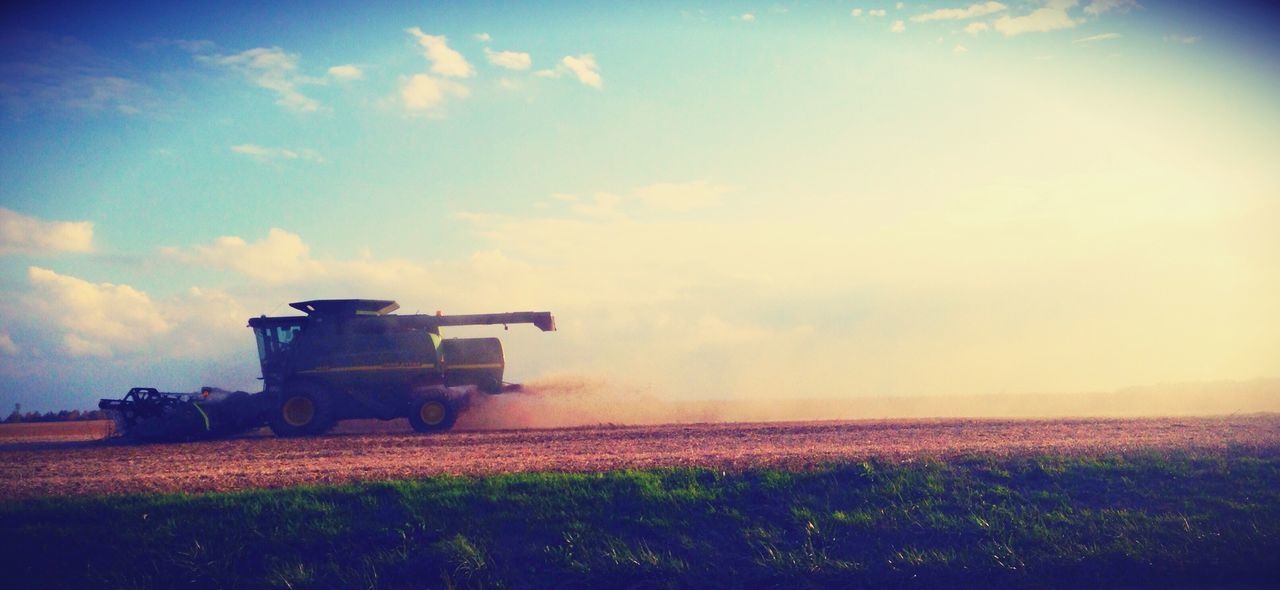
[1,415,1277,500]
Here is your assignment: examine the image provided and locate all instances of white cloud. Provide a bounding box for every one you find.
[538,181,730,216]
[0,31,150,117]
[66,77,145,114]
[230,144,325,163]
[484,48,532,70]
[954,44,970,54]
[561,54,603,88]
[26,266,170,357]
[1083,0,1139,16]
[163,228,435,292]
[1074,32,1121,44]
[851,8,863,17]
[911,2,1007,22]
[568,192,627,220]
[405,28,474,78]
[399,73,470,113]
[397,29,473,114]
[62,333,111,357]
[891,20,907,33]
[164,228,326,284]
[869,9,888,17]
[738,13,756,22]
[160,287,251,359]
[1165,34,1200,45]
[474,32,492,42]
[966,22,990,34]
[533,69,560,79]
[229,144,272,157]
[149,233,465,353]
[0,333,18,355]
[137,37,216,53]
[327,64,363,80]
[13,267,250,360]
[634,181,730,212]
[0,208,94,256]
[202,47,322,112]
[993,0,1081,36]
[897,2,905,9]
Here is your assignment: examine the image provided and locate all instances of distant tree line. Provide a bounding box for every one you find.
[4,404,110,423]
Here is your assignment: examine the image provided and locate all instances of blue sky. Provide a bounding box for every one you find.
[1,1,1278,412]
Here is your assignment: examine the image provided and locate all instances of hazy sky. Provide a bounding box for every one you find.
[2,1,1278,412]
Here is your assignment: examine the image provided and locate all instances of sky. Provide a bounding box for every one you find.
[1,1,1278,413]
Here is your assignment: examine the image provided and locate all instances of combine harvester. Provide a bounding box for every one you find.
[99,299,555,441]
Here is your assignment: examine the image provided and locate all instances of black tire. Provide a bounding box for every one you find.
[268,385,337,437]
[408,394,458,433]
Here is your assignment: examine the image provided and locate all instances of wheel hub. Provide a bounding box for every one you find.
[420,401,446,425]
[282,396,315,427]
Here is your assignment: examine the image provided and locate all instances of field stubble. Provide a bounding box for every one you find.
[0,414,1276,500]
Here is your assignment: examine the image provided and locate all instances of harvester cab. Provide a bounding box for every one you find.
[100,299,555,440]
[249,300,401,395]
[249,299,554,395]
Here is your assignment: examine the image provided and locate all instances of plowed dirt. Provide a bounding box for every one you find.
[1,416,1277,500]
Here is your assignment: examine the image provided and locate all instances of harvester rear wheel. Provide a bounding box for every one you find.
[408,396,458,433]
[268,386,336,437]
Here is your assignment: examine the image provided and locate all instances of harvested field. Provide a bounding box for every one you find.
[0,421,112,445]
[1,415,1277,499]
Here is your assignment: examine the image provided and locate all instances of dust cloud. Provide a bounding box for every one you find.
[454,375,724,430]
[453,375,1280,430]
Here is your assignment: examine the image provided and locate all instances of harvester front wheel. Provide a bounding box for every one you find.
[269,387,336,437]
[408,396,458,433]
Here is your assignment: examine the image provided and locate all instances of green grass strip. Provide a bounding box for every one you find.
[3,451,1278,589]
